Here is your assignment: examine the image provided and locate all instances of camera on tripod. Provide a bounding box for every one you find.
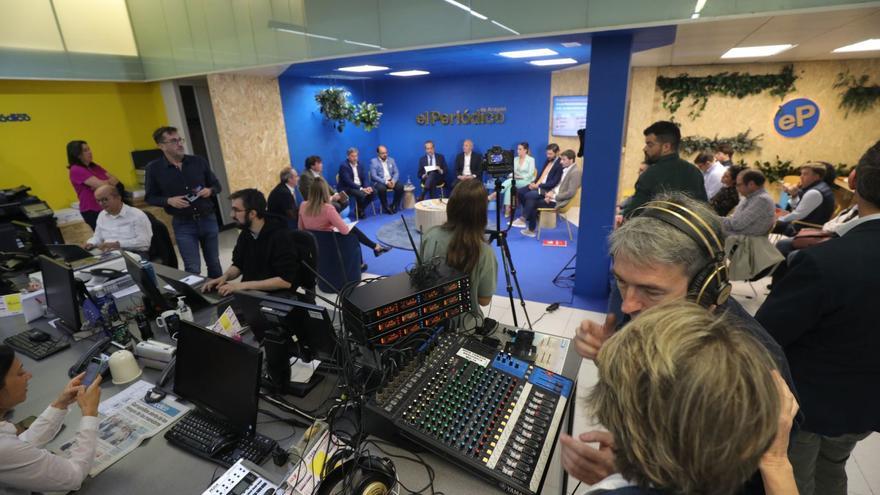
[483,146,514,177]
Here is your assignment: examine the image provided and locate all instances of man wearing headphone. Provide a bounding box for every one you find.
[562,192,799,495]
[202,188,302,297]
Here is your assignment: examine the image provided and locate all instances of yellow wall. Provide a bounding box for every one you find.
[0,80,167,210]
[621,59,880,198]
[207,74,291,197]
[551,59,880,199]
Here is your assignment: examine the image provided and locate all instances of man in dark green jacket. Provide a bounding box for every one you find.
[621,121,708,218]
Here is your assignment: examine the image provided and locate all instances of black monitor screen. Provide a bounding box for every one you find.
[232,290,337,361]
[121,251,172,312]
[40,255,80,333]
[131,149,164,170]
[174,321,262,433]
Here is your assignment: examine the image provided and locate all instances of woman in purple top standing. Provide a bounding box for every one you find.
[66,140,120,230]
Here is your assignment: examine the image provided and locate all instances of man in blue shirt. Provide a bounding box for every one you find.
[144,126,223,278]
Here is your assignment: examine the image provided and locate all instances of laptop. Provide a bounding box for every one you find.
[157,273,229,308]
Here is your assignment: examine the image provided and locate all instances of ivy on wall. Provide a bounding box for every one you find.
[745,156,852,185]
[680,129,763,157]
[315,88,382,132]
[833,71,880,116]
[656,65,798,119]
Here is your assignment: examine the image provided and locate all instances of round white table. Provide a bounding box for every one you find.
[414,198,447,233]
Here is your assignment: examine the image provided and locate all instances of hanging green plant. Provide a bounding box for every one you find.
[657,65,798,119]
[351,101,382,131]
[314,88,382,132]
[752,156,796,184]
[680,129,763,157]
[315,88,354,132]
[833,71,880,116]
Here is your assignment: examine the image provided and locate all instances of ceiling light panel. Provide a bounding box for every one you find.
[529,58,578,66]
[721,44,795,58]
[833,39,880,53]
[389,70,430,77]
[336,65,389,73]
[499,48,558,58]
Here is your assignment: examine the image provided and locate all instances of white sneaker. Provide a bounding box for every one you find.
[511,218,527,228]
[521,229,536,238]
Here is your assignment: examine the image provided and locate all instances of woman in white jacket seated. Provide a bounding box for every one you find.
[0,344,102,494]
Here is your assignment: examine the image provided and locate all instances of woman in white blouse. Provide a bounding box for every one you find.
[0,345,102,494]
[490,142,536,217]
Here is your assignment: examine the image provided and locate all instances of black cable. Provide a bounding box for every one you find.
[570,479,583,495]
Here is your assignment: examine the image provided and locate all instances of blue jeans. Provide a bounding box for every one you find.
[172,214,222,278]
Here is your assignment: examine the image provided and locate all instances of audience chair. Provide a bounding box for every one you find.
[145,211,178,269]
[536,187,581,240]
[287,229,318,303]
[420,180,446,200]
[309,229,362,293]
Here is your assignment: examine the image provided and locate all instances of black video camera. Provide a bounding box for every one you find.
[483,146,514,177]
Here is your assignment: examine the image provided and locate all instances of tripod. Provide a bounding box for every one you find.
[486,175,532,329]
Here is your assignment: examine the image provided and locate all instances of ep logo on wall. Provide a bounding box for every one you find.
[774,98,819,138]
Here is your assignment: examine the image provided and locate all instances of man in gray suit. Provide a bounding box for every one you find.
[520,149,581,237]
[369,145,404,214]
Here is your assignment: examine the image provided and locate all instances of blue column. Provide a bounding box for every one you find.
[574,34,633,298]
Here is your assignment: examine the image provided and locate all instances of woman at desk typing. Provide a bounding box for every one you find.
[0,345,102,494]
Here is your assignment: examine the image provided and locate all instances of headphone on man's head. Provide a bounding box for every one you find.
[316,447,396,495]
[635,200,731,308]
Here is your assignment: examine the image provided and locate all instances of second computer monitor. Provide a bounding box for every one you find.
[40,255,81,334]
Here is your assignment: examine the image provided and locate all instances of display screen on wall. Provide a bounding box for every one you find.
[552,96,588,137]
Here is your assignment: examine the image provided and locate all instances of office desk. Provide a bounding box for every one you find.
[1,261,578,494]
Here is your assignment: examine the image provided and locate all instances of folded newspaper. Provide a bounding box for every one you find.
[56,379,190,476]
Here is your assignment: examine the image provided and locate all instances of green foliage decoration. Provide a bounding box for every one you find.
[833,71,880,116]
[314,88,382,132]
[657,65,798,119]
[680,129,763,157]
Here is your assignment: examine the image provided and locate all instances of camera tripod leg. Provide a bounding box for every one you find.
[497,232,532,330]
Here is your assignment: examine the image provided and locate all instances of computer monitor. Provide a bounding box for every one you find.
[130,149,164,170]
[40,255,82,334]
[121,251,173,313]
[232,290,337,362]
[174,320,262,435]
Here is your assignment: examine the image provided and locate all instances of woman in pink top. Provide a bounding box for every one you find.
[67,140,120,231]
[299,176,390,260]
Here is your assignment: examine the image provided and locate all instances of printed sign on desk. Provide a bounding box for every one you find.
[774,98,820,138]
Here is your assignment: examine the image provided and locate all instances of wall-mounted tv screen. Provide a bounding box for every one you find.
[551,95,588,137]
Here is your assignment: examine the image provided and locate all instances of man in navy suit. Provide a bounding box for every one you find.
[418,140,447,201]
[513,143,564,227]
[756,140,880,495]
[369,145,404,214]
[338,147,374,219]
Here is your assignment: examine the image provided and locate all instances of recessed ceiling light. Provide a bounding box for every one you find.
[312,74,370,80]
[336,65,389,73]
[529,58,578,66]
[491,20,520,35]
[721,44,796,58]
[561,42,581,48]
[499,48,558,58]
[389,70,430,77]
[833,39,880,53]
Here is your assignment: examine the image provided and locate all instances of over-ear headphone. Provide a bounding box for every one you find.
[316,449,396,495]
[636,200,731,307]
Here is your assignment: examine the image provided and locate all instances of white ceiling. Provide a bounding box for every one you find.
[631,5,880,66]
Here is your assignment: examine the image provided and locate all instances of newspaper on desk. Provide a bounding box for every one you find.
[56,379,190,477]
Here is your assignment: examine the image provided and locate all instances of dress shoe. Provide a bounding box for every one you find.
[374,245,391,257]
[361,263,368,271]
[512,218,527,228]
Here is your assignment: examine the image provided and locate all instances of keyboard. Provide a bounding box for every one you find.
[165,410,277,468]
[4,331,70,360]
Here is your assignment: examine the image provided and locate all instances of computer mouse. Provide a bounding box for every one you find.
[27,329,51,343]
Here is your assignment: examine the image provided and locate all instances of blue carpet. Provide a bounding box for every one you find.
[353,208,606,313]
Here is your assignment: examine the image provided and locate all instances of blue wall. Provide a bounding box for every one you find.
[278,78,379,178]
[278,72,551,193]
